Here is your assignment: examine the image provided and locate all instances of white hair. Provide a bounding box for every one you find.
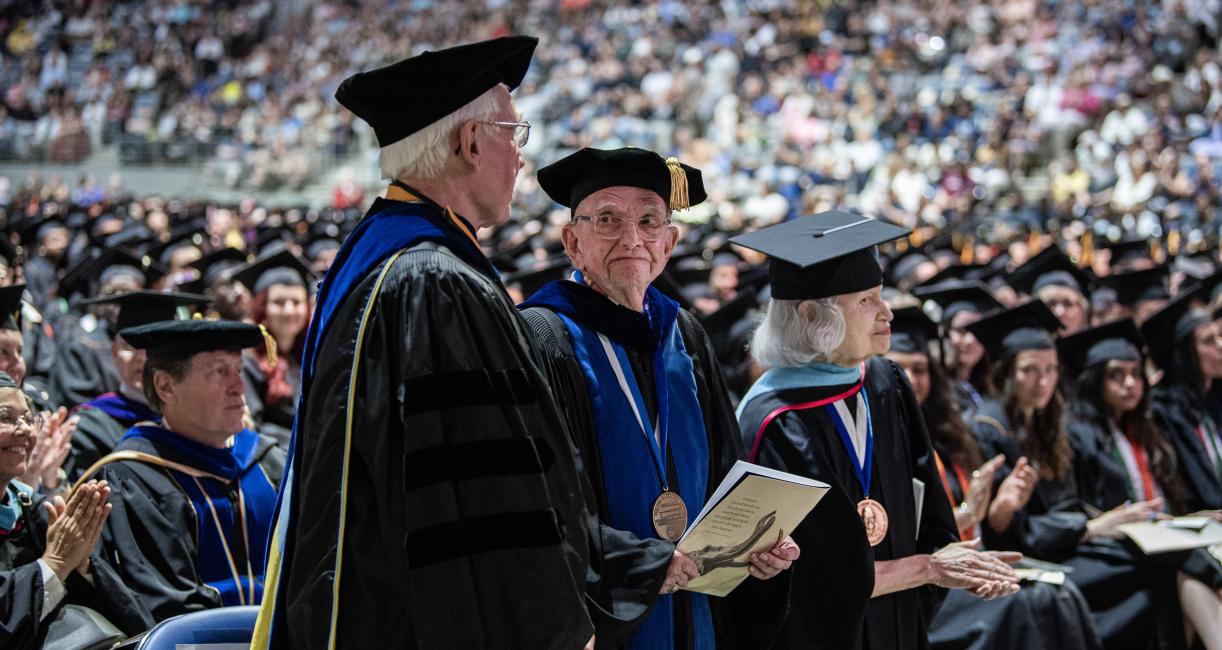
[377,86,504,180]
[749,298,846,368]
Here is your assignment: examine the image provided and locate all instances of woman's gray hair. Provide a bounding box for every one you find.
[750,298,846,368]
[377,86,503,180]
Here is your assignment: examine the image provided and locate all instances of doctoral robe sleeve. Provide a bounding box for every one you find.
[0,563,44,650]
[98,463,222,623]
[345,256,593,649]
[520,307,674,645]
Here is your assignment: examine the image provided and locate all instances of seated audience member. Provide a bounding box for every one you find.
[80,319,286,623]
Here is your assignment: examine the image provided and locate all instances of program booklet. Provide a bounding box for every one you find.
[677,460,829,597]
[1118,518,1222,554]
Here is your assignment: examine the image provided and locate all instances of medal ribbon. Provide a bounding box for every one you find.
[825,386,874,497]
[597,333,671,490]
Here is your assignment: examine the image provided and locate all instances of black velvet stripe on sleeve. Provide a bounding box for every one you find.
[405,510,564,568]
[400,367,535,417]
[403,437,555,492]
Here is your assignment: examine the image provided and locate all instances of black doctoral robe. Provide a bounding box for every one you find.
[47,318,119,409]
[737,356,958,650]
[521,304,788,649]
[92,431,285,625]
[972,401,1186,649]
[241,354,300,447]
[1149,383,1222,512]
[275,230,593,648]
[65,392,160,480]
[0,482,149,648]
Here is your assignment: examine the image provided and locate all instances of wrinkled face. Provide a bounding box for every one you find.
[159,351,247,441]
[263,284,309,344]
[1193,321,1222,381]
[112,335,146,391]
[0,330,25,386]
[1101,359,1144,416]
[886,350,930,405]
[948,311,984,372]
[0,388,34,484]
[1012,348,1059,411]
[830,286,893,361]
[562,186,678,305]
[469,86,524,228]
[1038,285,1087,334]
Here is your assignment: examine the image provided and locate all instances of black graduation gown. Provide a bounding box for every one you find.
[20,301,55,386]
[47,317,119,409]
[738,356,958,650]
[94,432,285,625]
[1149,383,1222,512]
[0,483,150,648]
[926,455,1101,650]
[21,257,57,315]
[521,305,789,649]
[66,394,158,481]
[277,239,594,649]
[972,402,1185,649]
[241,354,300,447]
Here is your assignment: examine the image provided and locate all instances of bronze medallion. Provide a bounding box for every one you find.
[857,497,889,546]
[652,491,688,542]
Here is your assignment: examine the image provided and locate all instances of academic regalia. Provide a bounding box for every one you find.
[521,278,787,649]
[0,480,149,647]
[972,402,1186,649]
[46,317,119,409]
[85,425,284,624]
[738,357,958,649]
[67,391,160,480]
[240,356,300,447]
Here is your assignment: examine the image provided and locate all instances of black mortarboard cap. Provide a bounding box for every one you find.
[0,238,17,267]
[59,248,154,299]
[913,280,1005,324]
[335,36,537,148]
[188,248,252,285]
[231,249,315,294]
[965,299,1064,361]
[1057,318,1144,378]
[1007,246,1094,296]
[0,285,23,331]
[886,248,933,288]
[537,147,707,211]
[1100,237,1153,267]
[119,319,265,358]
[919,262,991,287]
[1140,284,1208,370]
[145,225,205,265]
[729,211,912,300]
[79,290,212,332]
[889,306,939,354]
[1101,265,1169,305]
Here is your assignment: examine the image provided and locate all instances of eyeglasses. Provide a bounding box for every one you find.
[0,410,37,433]
[573,214,673,242]
[480,119,531,148]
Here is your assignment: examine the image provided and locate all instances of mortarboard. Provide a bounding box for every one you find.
[1139,284,1207,371]
[913,280,1005,324]
[1007,246,1094,296]
[335,36,537,148]
[1057,318,1144,378]
[537,147,706,212]
[1100,265,1169,305]
[231,249,316,294]
[0,285,23,331]
[889,306,939,354]
[1099,237,1154,268]
[729,211,911,301]
[188,248,252,285]
[885,248,934,288]
[59,249,161,299]
[119,319,266,359]
[79,290,212,333]
[919,262,991,287]
[965,299,1064,361]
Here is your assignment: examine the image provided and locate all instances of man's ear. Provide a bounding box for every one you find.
[153,370,176,408]
[456,120,481,165]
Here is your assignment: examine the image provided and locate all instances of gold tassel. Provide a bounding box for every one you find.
[665,157,690,210]
[1081,231,1093,268]
[960,236,975,265]
[1165,232,1177,259]
[258,324,278,368]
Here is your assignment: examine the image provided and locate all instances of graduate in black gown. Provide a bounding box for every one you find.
[232,250,313,446]
[67,290,211,479]
[520,147,796,649]
[1144,285,1222,512]
[733,214,1020,650]
[81,320,286,626]
[255,37,594,649]
[912,281,1002,417]
[0,373,147,648]
[967,303,1203,649]
[885,305,1101,650]
[1061,318,1222,649]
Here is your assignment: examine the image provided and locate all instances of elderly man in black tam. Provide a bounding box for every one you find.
[520,147,798,649]
[734,213,1021,650]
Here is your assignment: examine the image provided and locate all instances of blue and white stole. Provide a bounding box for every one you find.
[121,425,278,606]
[522,275,713,650]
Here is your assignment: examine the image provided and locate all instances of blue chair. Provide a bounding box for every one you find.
[130,606,259,650]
